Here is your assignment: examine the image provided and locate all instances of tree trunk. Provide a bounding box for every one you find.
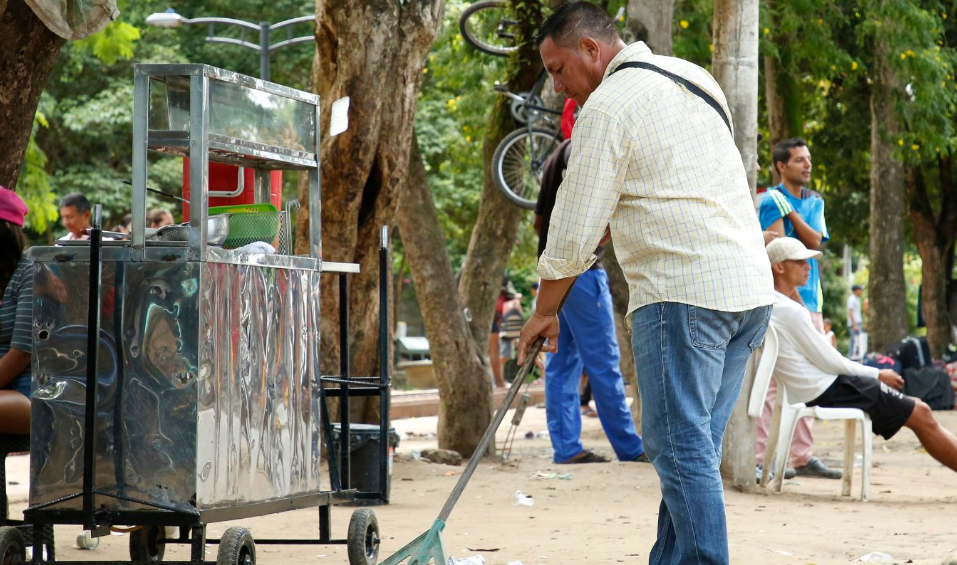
[441,0,547,455]
[867,31,909,354]
[762,1,803,186]
[625,0,674,55]
[907,157,957,359]
[0,0,66,189]
[296,0,444,423]
[397,136,495,456]
[763,55,787,155]
[604,243,641,432]
[712,0,759,489]
[458,3,544,362]
[712,0,760,197]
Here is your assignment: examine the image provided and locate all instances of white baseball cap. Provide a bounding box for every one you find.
[766,237,822,264]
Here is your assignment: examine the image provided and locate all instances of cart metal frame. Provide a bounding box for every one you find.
[14,64,392,565]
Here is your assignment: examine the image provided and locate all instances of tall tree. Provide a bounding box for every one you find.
[908,158,957,358]
[625,0,674,55]
[299,0,445,422]
[712,0,760,196]
[712,0,759,488]
[0,0,66,189]
[897,3,957,358]
[397,0,550,455]
[397,136,499,456]
[867,26,909,352]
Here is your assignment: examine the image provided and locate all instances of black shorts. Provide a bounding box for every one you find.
[807,375,916,440]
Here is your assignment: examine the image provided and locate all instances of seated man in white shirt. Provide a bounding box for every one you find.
[767,237,957,472]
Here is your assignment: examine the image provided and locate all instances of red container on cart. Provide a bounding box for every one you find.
[182,160,282,217]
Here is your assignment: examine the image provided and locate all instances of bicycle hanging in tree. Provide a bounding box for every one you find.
[460,2,624,210]
[460,0,563,210]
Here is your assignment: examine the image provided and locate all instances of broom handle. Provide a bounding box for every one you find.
[437,283,573,523]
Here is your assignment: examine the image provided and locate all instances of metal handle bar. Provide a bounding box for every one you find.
[493,83,563,116]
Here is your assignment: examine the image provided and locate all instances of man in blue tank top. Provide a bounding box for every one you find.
[756,137,842,481]
[759,138,829,323]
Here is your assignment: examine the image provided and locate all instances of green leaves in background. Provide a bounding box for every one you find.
[19,112,58,234]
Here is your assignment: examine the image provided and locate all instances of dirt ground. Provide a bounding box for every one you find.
[7,404,957,565]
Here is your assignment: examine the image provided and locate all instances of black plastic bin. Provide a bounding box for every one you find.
[331,423,399,505]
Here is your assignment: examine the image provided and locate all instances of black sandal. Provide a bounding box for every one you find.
[559,450,609,464]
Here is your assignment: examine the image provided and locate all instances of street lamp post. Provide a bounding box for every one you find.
[145,10,315,81]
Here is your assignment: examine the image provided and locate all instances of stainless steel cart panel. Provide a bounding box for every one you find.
[29,249,322,515]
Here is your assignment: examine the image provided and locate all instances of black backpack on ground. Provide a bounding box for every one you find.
[886,337,930,373]
[903,366,955,411]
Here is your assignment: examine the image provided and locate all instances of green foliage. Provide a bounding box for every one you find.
[73,21,141,65]
[416,0,509,266]
[673,0,715,67]
[857,0,957,163]
[27,0,315,238]
[821,251,850,350]
[19,113,59,234]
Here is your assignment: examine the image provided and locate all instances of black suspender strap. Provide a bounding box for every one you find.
[611,61,733,135]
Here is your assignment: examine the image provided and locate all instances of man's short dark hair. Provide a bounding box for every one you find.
[59,192,91,214]
[535,1,619,47]
[772,138,808,172]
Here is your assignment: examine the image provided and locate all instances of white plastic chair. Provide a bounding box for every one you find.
[747,325,779,420]
[747,324,779,488]
[750,325,873,500]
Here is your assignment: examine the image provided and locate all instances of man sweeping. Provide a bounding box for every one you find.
[517,3,774,563]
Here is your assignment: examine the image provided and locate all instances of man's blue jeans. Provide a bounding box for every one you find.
[631,302,771,565]
[545,269,644,462]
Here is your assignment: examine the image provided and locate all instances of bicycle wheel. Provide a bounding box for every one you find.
[459,0,519,57]
[492,127,562,209]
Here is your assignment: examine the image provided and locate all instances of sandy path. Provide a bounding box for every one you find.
[7,405,957,564]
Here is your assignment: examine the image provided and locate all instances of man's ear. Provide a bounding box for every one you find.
[771,263,783,276]
[579,37,600,62]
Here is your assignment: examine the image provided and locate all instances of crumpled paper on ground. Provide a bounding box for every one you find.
[858,551,894,562]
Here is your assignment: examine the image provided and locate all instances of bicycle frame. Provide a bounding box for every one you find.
[495,68,562,126]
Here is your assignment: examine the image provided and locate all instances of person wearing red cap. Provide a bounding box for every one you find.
[0,186,32,433]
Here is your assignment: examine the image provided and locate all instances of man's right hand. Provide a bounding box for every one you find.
[878,369,904,391]
[517,312,560,365]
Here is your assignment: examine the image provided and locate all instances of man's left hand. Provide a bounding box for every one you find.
[878,369,904,391]
[517,312,560,365]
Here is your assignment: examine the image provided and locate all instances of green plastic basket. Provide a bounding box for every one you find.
[209,203,280,249]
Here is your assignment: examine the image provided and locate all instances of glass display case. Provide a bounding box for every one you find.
[130,64,322,262]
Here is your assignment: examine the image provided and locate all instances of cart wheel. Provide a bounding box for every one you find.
[347,509,380,565]
[129,525,166,562]
[0,526,26,565]
[76,530,100,550]
[216,527,255,565]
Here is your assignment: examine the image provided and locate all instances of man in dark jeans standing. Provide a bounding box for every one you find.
[519,3,774,563]
[535,139,647,464]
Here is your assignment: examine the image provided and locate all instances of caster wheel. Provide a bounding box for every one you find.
[347,509,380,565]
[0,526,26,565]
[130,525,166,562]
[76,530,100,550]
[216,527,255,565]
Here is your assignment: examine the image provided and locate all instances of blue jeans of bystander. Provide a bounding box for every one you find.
[631,302,771,565]
[545,269,644,462]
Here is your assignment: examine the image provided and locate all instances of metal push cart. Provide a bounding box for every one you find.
[5,64,392,565]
